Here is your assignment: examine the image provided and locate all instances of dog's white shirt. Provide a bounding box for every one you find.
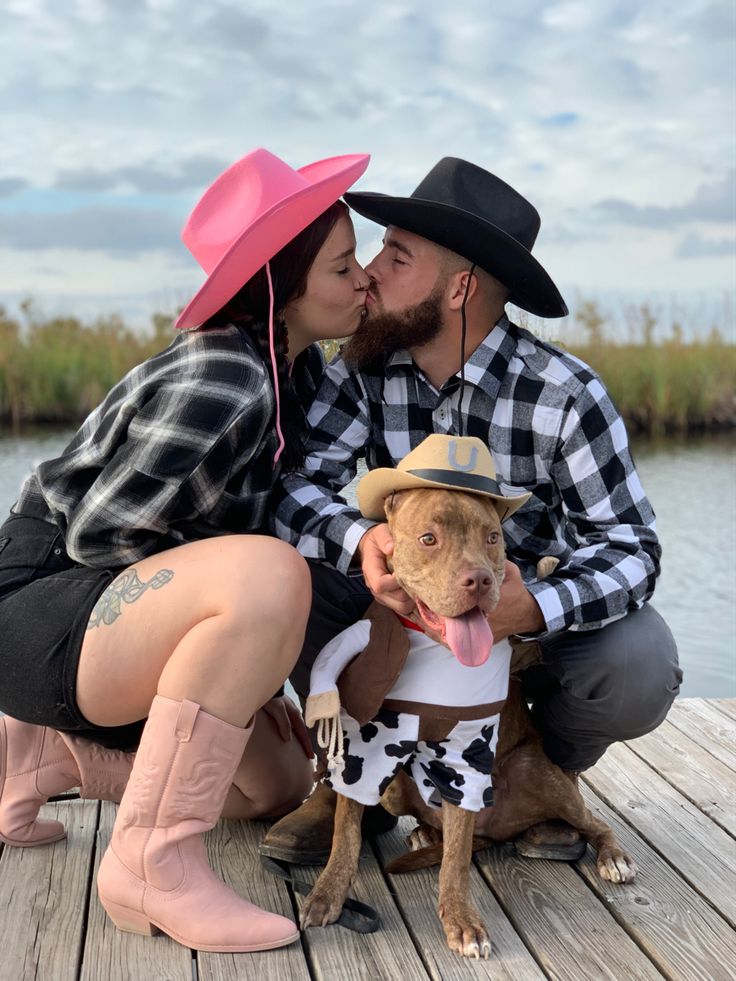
[310,619,512,717]
[308,618,509,811]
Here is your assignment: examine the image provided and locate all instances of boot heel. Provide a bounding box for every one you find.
[101,900,159,936]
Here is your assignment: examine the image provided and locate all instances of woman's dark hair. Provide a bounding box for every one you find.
[203,200,347,470]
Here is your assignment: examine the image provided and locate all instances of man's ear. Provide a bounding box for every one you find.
[447,269,478,311]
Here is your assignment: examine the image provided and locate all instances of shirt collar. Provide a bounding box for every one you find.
[385,313,517,402]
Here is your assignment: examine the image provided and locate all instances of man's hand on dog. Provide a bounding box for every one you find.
[357,523,414,615]
[489,560,546,640]
[359,527,545,638]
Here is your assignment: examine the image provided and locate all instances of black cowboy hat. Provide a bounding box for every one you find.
[344,157,568,319]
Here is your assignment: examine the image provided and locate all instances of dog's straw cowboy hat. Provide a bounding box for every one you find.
[176,148,370,331]
[345,156,567,319]
[357,434,531,522]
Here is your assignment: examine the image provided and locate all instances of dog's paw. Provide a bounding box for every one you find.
[596,846,638,883]
[536,556,559,579]
[407,822,442,851]
[440,905,491,959]
[300,887,345,929]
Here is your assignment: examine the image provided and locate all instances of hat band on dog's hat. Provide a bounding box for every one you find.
[406,468,503,496]
[356,435,532,521]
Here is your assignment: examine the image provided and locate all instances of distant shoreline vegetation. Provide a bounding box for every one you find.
[1,300,734,436]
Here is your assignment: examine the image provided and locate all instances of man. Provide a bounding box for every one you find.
[263,157,681,864]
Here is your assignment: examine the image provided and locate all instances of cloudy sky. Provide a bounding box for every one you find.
[1,0,734,336]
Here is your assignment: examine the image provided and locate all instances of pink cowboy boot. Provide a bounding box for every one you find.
[0,716,134,847]
[97,695,298,953]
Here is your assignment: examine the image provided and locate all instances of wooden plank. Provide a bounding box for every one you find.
[713,699,736,722]
[477,845,661,981]
[625,719,736,835]
[6,699,736,981]
[584,742,736,928]
[0,800,97,981]
[374,817,546,980]
[667,698,736,772]
[199,818,310,981]
[288,832,432,981]
[576,782,736,980]
[81,801,192,981]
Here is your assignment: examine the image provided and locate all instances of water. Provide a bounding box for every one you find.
[628,434,736,698]
[1,428,734,698]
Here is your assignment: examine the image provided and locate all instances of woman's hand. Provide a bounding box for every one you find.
[262,695,314,759]
[356,523,413,615]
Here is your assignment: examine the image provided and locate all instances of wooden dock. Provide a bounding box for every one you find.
[2,697,734,980]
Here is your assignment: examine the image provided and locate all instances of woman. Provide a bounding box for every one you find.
[0,148,370,952]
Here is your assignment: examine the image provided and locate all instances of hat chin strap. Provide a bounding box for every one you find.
[457,263,476,437]
[265,261,286,464]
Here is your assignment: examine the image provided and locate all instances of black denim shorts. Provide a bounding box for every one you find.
[0,513,145,750]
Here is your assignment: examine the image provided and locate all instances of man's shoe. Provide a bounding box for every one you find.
[513,818,587,860]
[258,782,397,865]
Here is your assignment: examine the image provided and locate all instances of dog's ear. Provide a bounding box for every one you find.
[383,490,405,518]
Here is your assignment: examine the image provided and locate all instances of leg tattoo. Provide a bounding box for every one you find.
[86,568,174,629]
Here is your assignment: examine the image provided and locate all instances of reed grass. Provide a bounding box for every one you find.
[0,305,171,427]
[567,301,735,435]
[0,301,733,435]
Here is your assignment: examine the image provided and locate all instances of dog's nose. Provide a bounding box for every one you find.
[460,568,493,596]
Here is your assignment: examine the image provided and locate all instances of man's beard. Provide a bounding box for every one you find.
[343,286,444,370]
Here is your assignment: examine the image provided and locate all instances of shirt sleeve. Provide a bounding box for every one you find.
[272,355,377,572]
[60,362,272,567]
[524,375,661,634]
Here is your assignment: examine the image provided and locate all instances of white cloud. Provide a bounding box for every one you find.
[0,205,180,253]
[676,232,736,258]
[594,171,736,228]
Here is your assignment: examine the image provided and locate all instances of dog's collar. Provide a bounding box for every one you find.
[396,613,425,633]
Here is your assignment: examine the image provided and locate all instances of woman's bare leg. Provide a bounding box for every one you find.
[85,536,309,951]
[77,535,310,731]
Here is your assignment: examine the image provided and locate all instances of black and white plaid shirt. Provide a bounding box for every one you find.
[15,324,321,568]
[273,314,661,635]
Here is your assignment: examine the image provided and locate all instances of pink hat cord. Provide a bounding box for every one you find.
[265,261,286,465]
[173,148,371,465]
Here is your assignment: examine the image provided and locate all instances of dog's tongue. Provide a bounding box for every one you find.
[444,609,493,667]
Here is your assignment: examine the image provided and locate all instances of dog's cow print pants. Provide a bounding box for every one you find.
[324,707,501,811]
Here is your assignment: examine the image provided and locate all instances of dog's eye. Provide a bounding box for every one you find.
[419,533,437,546]
[487,531,500,545]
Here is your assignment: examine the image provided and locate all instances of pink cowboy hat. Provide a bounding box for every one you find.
[175,148,370,331]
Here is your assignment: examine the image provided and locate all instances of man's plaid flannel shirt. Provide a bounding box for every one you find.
[273,315,661,635]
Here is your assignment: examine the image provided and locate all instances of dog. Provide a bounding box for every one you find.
[380,554,640,885]
[300,439,636,959]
